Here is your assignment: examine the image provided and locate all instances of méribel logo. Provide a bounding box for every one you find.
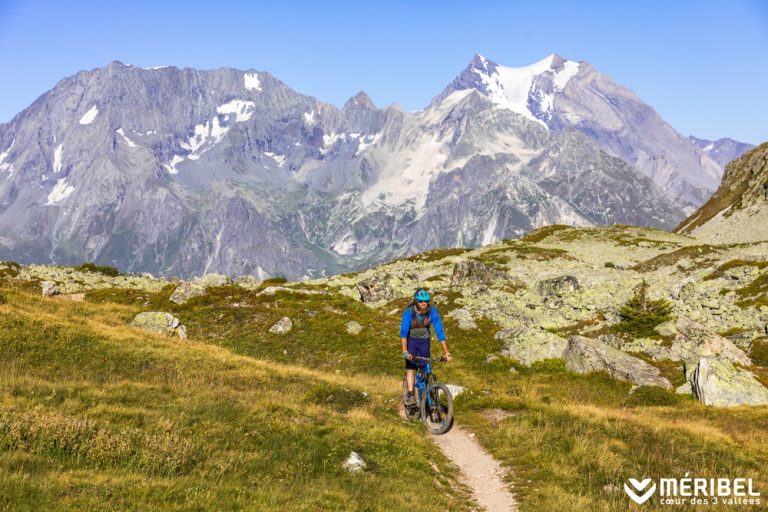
[625,478,657,505]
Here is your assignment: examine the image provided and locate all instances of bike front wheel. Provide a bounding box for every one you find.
[419,381,453,434]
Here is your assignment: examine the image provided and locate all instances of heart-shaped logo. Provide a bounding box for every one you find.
[624,478,657,504]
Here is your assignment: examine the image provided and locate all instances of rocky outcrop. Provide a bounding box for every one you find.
[346,321,362,335]
[536,275,580,297]
[131,312,187,339]
[686,357,768,407]
[565,335,672,389]
[446,308,478,330]
[496,326,567,366]
[169,274,231,305]
[450,260,508,287]
[669,317,752,366]
[357,273,395,303]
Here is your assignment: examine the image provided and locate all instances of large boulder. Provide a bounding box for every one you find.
[536,275,580,297]
[687,357,768,407]
[131,312,187,339]
[565,335,672,389]
[450,260,507,287]
[496,326,567,366]
[669,317,752,366]
[356,272,395,303]
[170,273,231,304]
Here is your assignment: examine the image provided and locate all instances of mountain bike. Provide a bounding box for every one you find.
[402,355,453,435]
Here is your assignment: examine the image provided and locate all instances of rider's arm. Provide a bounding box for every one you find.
[430,307,452,359]
[400,309,412,354]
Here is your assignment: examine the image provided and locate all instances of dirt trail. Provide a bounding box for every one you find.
[431,424,518,511]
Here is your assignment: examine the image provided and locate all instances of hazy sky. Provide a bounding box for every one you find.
[1,0,766,143]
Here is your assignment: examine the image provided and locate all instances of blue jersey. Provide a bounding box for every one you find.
[400,305,446,341]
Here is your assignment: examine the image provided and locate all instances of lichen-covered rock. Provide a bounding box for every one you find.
[654,320,677,337]
[346,321,362,335]
[496,327,567,366]
[536,275,580,297]
[269,316,293,334]
[41,281,58,296]
[687,357,768,406]
[669,317,752,366]
[131,312,187,339]
[170,273,232,304]
[565,335,672,389]
[235,275,262,290]
[19,264,168,294]
[356,272,395,303]
[446,308,478,330]
[258,286,326,296]
[450,260,507,287]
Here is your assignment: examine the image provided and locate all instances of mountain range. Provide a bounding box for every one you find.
[0,54,754,279]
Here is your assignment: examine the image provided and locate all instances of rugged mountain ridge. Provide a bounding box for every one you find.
[675,142,768,243]
[0,56,745,279]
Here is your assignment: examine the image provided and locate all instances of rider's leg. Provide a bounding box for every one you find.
[406,369,415,393]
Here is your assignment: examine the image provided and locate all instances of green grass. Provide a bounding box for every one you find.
[2,264,768,512]
[0,282,473,511]
[703,259,768,280]
[630,245,721,273]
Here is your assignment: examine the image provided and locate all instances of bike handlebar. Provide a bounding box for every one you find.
[410,355,448,363]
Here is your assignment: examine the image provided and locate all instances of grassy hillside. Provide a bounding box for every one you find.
[2,223,768,511]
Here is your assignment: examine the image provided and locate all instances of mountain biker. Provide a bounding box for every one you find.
[401,288,452,412]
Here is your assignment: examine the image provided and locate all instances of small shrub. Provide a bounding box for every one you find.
[73,262,120,277]
[623,386,680,407]
[304,384,370,413]
[0,291,5,304]
[260,277,289,286]
[529,358,567,374]
[614,280,673,338]
[604,262,616,268]
[752,338,768,366]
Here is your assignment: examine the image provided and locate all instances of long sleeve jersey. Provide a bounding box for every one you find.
[400,305,446,341]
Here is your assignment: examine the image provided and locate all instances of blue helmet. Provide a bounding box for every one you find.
[414,288,431,302]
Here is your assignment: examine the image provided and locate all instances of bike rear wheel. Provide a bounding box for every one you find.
[419,381,453,434]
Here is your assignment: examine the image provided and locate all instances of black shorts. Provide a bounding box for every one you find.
[405,337,430,369]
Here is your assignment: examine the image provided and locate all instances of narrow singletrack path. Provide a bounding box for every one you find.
[431,425,518,512]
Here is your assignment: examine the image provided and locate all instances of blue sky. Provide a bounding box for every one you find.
[1,0,766,143]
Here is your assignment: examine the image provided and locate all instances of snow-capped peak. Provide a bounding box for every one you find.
[432,53,582,126]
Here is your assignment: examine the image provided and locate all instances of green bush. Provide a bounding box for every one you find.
[0,292,5,305]
[623,385,680,407]
[751,338,768,366]
[614,280,673,338]
[73,262,120,277]
[604,262,616,268]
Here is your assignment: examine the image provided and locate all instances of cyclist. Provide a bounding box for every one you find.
[401,288,452,412]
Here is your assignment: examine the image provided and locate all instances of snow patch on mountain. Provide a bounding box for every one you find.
[53,144,63,172]
[1,139,16,174]
[115,128,138,148]
[46,178,75,205]
[216,100,255,122]
[304,111,317,127]
[244,73,261,91]
[78,106,99,125]
[356,133,380,155]
[264,151,286,167]
[163,155,184,174]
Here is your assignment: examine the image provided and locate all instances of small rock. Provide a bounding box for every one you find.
[131,312,187,339]
[603,484,620,494]
[654,320,677,337]
[676,381,693,395]
[346,321,362,335]
[269,316,293,334]
[484,354,499,364]
[342,451,367,473]
[445,384,465,398]
[41,281,58,296]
